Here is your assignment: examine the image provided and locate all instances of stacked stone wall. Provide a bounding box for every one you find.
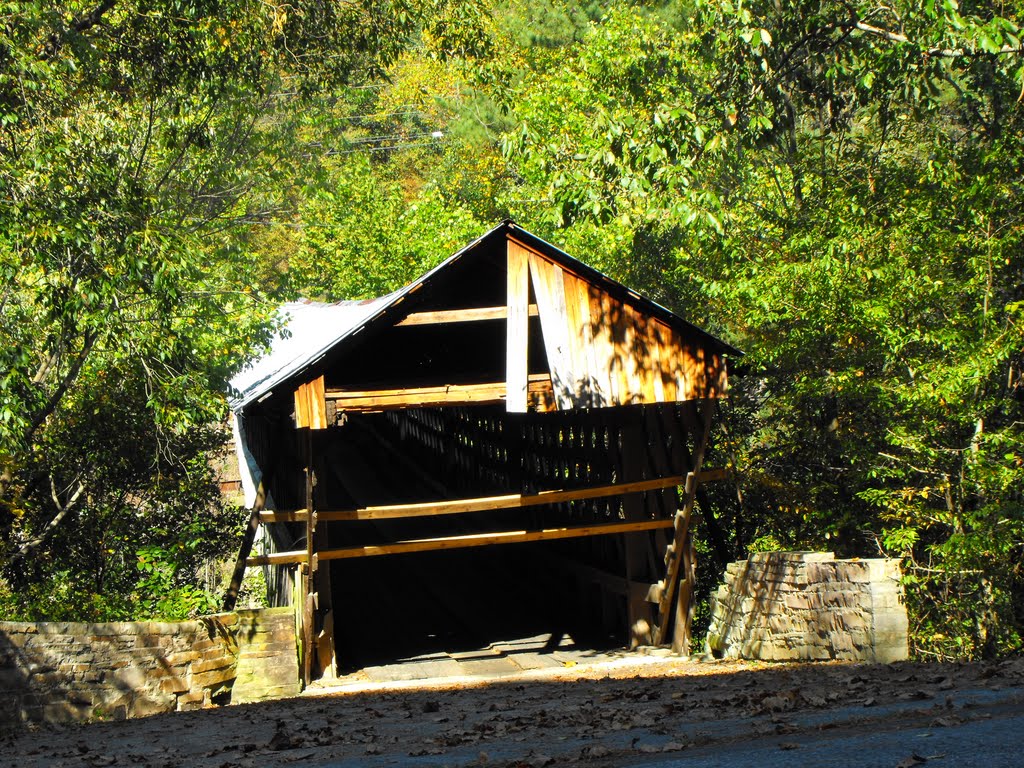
[0,607,299,728]
[232,608,301,704]
[706,552,908,663]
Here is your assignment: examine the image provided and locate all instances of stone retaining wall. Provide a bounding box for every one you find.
[0,607,299,728]
[232,608,301,704]
[706,552,908,663]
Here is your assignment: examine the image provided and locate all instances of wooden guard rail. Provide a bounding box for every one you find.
[247,519,675,565]
[260,475,686,523]
[245,473,736,566]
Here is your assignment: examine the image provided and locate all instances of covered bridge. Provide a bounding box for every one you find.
[226,221,740,684]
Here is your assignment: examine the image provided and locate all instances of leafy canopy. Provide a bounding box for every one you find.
[0,0,466,619]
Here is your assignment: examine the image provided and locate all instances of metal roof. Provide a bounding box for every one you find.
[228,223,499,411]
[229,296,395,410]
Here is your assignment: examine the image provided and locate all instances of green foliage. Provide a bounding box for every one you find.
[135,546,220,621]
[291,156,485,300]
[0,1,464,620]
[494,1,1024,658]
[4,0,1022,659]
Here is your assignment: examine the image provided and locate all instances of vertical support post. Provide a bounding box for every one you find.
[672,531,698,654]
[655,401,714,646]
[313,445,335,680]
[622,412,654,647]
[507,239,530,412]
[301,428,315,687]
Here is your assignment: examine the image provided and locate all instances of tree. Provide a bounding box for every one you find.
[291,154,486,300]
[498,1,1024,657]
[0,0,466,619]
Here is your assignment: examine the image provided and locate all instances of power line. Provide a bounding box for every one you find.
[325,139,450,156]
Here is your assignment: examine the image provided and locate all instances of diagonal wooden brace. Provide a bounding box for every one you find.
[654,402,714,647]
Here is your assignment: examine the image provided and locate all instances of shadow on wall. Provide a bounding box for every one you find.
[706,556,786,659]
[0,608,299,729]
[706,551,909,663]
[0,623,157,725]
[0,628,30,730]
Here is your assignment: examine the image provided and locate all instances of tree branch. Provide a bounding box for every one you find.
[853,20,1024,59]
[12,477,85,559]
[23,330,97,446]
[45,1,119,59]
[72,0,118,34]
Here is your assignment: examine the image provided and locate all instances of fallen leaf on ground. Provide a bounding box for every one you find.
[267,721,296,751]
[899,690,933,701]
[408,747,443,756]
[895,753,928,768]
[634,742,662,753]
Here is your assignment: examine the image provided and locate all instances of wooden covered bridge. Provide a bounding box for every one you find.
[226,221,739,684]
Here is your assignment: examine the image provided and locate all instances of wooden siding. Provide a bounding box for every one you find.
[294,375,328,429]
[514,236,727,409]
[506,239,532,413]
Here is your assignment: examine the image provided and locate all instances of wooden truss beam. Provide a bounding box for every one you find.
[325,374,554,413]
[260,474,687,523]
[246,518,675,565]
[397,305,539,326]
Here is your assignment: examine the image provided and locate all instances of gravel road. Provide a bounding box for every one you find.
[6,655,1024,768]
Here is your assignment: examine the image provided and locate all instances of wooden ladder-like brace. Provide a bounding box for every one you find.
[654,402,715,652]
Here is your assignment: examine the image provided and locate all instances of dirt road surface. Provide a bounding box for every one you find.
[5,655,1024,767]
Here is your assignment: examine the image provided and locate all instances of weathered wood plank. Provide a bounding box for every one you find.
[561,269,586,406]
[642,316,665,403]
[309,375,326,430]
[570,270,606,406]
[294,375,327,429]
[294,384,309,429]
[651,319,676,402]
[325,375,554,412]
[260,474,684,523]
[507,239,531,412]
[695,467,729,483]
[619,303,647,405]
[589,286,620,405]
[398,305,538,326]
[528,252,576,410]
[246,518,676,565]
[610,293,634,404]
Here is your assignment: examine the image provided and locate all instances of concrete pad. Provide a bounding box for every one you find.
[361,656,464,682]
[505,652,565,672]
[455,656,523,677]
